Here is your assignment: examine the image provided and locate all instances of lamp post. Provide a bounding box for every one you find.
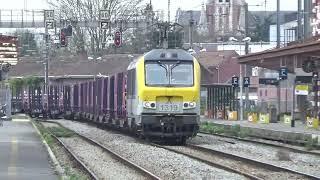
[88,56,102,120]
[88,56,102,80]
[229,36,251,121]
[216,66,220,84]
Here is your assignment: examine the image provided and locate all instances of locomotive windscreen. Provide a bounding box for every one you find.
[145,61,194,87]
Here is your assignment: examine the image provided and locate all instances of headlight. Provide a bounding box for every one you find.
[143,101,156,109]
[183,102,196,109]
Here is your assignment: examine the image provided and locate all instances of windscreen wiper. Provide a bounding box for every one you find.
[157,61,169,77]
[171,61,181,70]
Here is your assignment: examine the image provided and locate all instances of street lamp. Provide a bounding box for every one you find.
[229,36,251,55]
[88,56,102,80]
[229,36,251,121]
[217,54,226,84]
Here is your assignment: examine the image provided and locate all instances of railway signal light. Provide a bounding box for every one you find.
[60,30,66,47]
[114,31,122,47]
[232,77,239,87]
[243,77,250,87]
[279,67,288,80]
[66,25,73,36]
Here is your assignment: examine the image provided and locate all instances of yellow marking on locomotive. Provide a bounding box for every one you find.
[136,56,201,102]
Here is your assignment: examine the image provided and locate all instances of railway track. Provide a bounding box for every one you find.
[153,143,319,180]
[41,121,161,180]
[44,126,99,180]
[198,132,320,156]
[40,119,319,179]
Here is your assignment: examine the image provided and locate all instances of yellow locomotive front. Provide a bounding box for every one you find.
[127,49,200,143]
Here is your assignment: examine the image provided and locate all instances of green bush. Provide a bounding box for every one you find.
[200,122,224,134]
[226,124,241,137]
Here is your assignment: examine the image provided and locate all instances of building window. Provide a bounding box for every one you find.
[265,89,268,96]
[219,0,223,2]
[226,0,230,2]
[260,90,262,97]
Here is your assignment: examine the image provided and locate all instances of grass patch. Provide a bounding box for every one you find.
[47,126,75,138]
[200,122,251,138]
[64,167,88,180]
[34,122,55,146]
[305,136,319,151]
[226,124,241,137]
[200,122,224,134]
[34,121,88,180]
[238,128,252,138]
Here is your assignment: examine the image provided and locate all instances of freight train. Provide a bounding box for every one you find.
[13,49,201,143]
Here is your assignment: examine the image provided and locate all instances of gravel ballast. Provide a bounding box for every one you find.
[190,133,320,178]
[38,122,89,179]
[56,120,247,180]
[61,137,149,180]
[164,145,306,180]
[50,138,89,179]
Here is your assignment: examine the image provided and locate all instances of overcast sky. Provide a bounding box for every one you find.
[0,0,299,22]
[1,0,298,11]
[149,0,298,11]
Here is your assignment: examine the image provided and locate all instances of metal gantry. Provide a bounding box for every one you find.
[0,9,151,29]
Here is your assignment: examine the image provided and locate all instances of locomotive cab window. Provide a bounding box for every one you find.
[145,61,194,87]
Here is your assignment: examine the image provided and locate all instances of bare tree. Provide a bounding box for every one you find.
[49,0,145,54]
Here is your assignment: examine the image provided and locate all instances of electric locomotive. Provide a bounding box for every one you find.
[126,49,201,143]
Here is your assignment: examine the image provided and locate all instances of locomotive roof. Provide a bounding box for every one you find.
[144,49,194,61]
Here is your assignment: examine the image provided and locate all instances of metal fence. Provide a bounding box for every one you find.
[0,83,11,119]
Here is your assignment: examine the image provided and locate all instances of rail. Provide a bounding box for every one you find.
[43,120,161,180]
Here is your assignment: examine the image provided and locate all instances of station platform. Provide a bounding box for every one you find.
[201,118,320,146]
[0,114,58,180]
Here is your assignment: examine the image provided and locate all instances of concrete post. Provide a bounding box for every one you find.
[240,64,244,121]
[188,11,194,49]
[6,86,11,120]
[276,0,280,48]
[298,0,302,40]
[291,56,297,127]
[304,0,312,39]
[244,3,250,111]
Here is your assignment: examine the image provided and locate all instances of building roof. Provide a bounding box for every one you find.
[10,50,240,86]
[9,54,142,77]
[194,50,239,71]
[238,37,320,71]
[194,50,240,84]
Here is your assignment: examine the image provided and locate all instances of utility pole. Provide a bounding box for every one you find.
[304,0,312,39]
[45,31,49,96]
[298,0,302,40]
[244,3,250,110]
[240,64,244,121]
[276,0,280,48]
[188,10,194,49]
[244,3,249,55]
[44,10,54,106]
[168,0,170,22]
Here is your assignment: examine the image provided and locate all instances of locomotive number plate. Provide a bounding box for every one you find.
[158,103,180,112]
